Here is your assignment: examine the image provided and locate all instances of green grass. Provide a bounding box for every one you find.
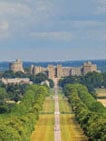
[96,88,106,107]
[59,94,72,113]
[31,114,54,141]
[60,114,88,141]
[41,96,55,113]
[31,90,55,141]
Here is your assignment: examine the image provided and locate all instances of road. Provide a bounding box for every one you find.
[54,78,61,141]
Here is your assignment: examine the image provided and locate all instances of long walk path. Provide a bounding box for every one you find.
[54,78,61,141]
[31,78,88,141]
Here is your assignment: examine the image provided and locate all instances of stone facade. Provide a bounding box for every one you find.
[9,59,24,73]
[30,61,98,79]
[82,61,97,75]
[48,65,56,79]
[1,77,33,85]
[30,65,47,75]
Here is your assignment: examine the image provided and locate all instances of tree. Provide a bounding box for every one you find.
[2,70,15,78]
[0,88,8,103]
[30,73,48,84]
[48,79,54,88]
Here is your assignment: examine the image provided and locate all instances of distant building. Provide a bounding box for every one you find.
[30,61,99,79]
[62,67,71,77]
[70,67,82,76]
[1,77,33,85]
[48,65,56,79]
[9,59,24,73]
[56,65,63,78]
[30,65,46,75]
[82,61,97,75]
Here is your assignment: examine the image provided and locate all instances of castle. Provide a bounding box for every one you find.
[9,59,98,79]
[30,61,98,79]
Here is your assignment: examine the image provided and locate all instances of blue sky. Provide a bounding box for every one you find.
[0,0,105,61]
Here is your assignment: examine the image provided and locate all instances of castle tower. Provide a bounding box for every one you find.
[9,59,24,73]
[82,61,97,75]
[48,65,55,79]
[33,66,42,75]
[56,64,63,78]
[30,65,34,74]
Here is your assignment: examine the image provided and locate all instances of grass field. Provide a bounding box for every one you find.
[97,99,106,107]
[60,114,88,141]
[41,96,54,113]
[96,88,106,97]
[58,93,72,113]
[96,88,106,107]
[31,115,54,141]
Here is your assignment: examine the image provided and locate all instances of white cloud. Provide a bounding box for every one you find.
[0,0,105,42]
[30,31,75,41]
[0,0,56,39]
[0,2,31,19]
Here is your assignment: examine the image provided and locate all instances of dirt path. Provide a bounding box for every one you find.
[54,78,61,141]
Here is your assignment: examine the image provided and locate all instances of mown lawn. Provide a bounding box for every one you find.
[60,114,88,141]
[96,88,106,107]
[96,88,106,97]
[58,94,72,113]
[41,96,55,113]
[31,114,54,141]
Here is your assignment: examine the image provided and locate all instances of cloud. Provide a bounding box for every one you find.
[0,0,105,42]
[94,0,105,14]
[30,31,75,41]
[0,21,9,31]
[0,21,10,39]
[0,0,56,39]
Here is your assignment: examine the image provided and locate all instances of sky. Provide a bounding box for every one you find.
[0,0,105,62]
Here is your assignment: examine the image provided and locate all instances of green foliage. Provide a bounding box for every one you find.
[0,84,49,141]
[0,87,8,104]
[0,104,9,114]
[102,72,106,88]
[5,84,27,101]
[30,73,48,84]
[48,79,54,88]
[2,70,28,78]
[64,83,106,140]
[59,76,80,88]
[81,72,103,90]
[59,72,105,98]
[2,70,16,78]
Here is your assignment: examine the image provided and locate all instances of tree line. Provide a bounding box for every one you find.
[64,84,106,141]
[59,71,106,98]
[0,84,49,141]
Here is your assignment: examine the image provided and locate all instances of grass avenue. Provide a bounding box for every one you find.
[31,88,88,141]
